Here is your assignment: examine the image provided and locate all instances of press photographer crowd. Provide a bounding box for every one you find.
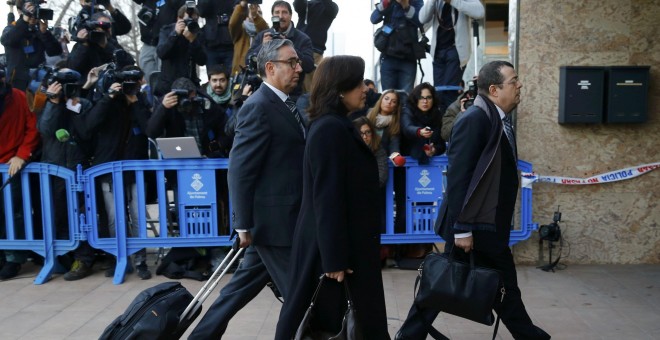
[0,0,553,339]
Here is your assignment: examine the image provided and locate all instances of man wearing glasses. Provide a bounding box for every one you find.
[246,0,313,100]
[189,39,305,339]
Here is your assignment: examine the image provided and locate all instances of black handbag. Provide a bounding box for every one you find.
[373,26,389,53]
[413,249,504,339]
[294,275,363,340]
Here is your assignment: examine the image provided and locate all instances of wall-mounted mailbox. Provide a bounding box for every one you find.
[559,66,605,124]
[606,66,650,123]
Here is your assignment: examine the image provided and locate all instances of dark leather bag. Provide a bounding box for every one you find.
[414,249,504,326]
[373,26,389,53]
[294,275,363,340]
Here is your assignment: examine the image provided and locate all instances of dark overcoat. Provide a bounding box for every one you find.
[275,112,389,339]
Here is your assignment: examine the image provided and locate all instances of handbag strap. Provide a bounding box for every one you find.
[307,275,356,308]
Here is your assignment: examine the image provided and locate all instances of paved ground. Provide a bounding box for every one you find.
[0,258,659,339]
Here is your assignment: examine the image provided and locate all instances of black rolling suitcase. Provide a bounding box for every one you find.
[99,246,245,340]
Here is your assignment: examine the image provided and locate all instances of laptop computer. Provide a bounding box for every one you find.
[156,137,203,159]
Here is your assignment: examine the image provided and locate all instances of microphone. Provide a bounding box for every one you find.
[56,129,70,142]
[389,152,406,167]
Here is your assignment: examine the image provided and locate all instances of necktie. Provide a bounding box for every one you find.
[502,115,517,161]
[285,97,306,139]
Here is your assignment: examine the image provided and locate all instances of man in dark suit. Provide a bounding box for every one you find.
[396,61,551,339]
[188,39,305,339]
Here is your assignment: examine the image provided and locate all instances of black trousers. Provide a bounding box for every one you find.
[398,242,551,340]
[188,244,290,339]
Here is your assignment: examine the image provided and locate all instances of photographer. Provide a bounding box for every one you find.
[147,77,231,159]
[197,0,235,69]
[155,3,206,97]
[1,0,62,91]
[38,68,97,281]
[132,0,185,85]
[419,0,484,110]
[229,0,269,75]
[440,76,476,141]
[67,12,135,86]
[70,0,132,38]
[246,1,313,100]
[293,0,338,92]
[370,0,423,94]
[78,65,153,280]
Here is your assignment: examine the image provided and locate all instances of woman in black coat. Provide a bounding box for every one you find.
[401,82,447,164]
[275,56,389,339]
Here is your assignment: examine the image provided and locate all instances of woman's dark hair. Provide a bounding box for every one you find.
[307,55,365,121]
[353,116,381,152]
[408,82,437,113]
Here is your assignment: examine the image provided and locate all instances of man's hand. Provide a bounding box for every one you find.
[83,65,103,90]
[325,269,353,282]
[162,91,178,109]
[420,127,433,139]
[47,81,62,104]
[460,97,469,112]
[108,82,122,98]
[242,84,253,97]
[396,0,410,9]
[182,26,196,42]
[175,19,186,35]
[262,31,274,44]
[39,19,48,33]
[126,94,138,104]
[7,156,26,177]
[238,231,252,248]
[455,235,474,252]
[22,3,34,22]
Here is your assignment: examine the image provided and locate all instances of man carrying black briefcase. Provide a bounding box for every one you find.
[396,61,551,340]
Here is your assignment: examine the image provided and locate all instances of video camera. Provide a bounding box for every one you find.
[83,20,112,45]
[92,50,140,100]
[232,54,262,98]
[171,88,210,113]
[23,0,54,21]
[270,16,282,39]
[183,1,200,34]
[539,208,562,242]
[107,69,143,96]
[47,69,82,99]
[137,5,157,26]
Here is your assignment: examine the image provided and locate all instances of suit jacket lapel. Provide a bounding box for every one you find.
[262,85,305,140]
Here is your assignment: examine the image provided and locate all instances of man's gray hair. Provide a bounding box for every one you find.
[257,39,295,77]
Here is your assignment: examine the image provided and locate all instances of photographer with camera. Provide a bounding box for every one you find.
[246,0,313,100]
[196,0,235,69]
[76,64,153,280]
[67,12,135,87]
[229,0,269,76]
[132,0,186,86]
[70,0,132,39]
[419,0,484,110]
[371,0,424,94]
[1,0,62,91]
[155,2,206,97]
[440,75,476,141]
[38,68,99,281]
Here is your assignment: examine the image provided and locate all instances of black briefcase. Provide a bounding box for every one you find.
[414,250,503,326]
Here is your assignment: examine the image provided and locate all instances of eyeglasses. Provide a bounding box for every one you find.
[419,95,433,102]
[497,77,521,87]
[360,130,373,137]
[270,58,302,69]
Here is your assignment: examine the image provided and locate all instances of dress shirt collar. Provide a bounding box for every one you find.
[263,81,288,103]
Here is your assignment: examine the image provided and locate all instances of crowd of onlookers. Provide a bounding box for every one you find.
[0,0,483,283]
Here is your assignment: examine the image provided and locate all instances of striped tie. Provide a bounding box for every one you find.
[502,115,517,161]
[285,97,306,139]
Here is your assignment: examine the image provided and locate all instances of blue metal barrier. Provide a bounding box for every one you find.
[1,156,536,284]
[381,156,537,245]
[0,163,80,284]
[81,159,232,284]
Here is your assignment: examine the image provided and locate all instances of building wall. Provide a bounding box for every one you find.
[512,0,660,264]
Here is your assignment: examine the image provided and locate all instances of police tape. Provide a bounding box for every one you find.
[521,162,660,188]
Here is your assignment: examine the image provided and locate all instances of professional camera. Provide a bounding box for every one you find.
[270,16,282,39]
[23,0,54,20]
[110,69,144,96]
[232,54,262,97]
[539,208,561,242]
[83,20,112,45]
[47,69,82,99]
[462,79,477,109]
[171,88,210,113]
[92,50,138,100]
[183,1,200,34]
[137,6,157,26]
